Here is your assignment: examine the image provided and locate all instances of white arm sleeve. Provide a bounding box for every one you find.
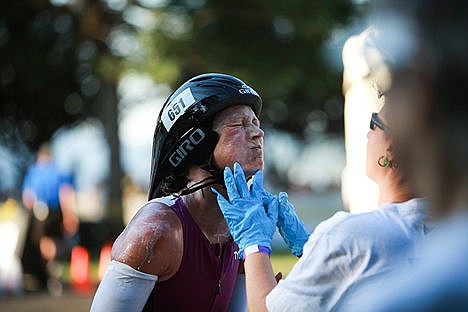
[90,260,158,312]
[227,274,247,312]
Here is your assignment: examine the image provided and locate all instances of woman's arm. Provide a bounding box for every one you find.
[91,201,183,311]
[90,260,158,312]
[244,253,277,312]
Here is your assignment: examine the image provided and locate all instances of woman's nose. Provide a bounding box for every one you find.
[251,126,264,138]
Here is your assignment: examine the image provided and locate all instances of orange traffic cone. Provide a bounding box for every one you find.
[70,245,93,293]
[98,242,112,281]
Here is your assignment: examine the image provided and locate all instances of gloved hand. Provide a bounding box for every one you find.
[277,192,310,257]
[212,163,278,259]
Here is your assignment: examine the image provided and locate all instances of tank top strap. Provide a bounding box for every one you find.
[168,197,201,234]
[167,196,184,216]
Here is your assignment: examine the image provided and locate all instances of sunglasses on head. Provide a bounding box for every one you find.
[370,112,391,134]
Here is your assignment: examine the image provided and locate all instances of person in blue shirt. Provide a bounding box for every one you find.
[22,142,78,293]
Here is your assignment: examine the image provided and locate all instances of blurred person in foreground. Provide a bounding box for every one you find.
[21,142,78,293]
[91,73,264,311]
[213,99,429,311]
[338,0,468,311]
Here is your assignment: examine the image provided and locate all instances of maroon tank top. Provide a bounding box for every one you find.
[144,197,240,312]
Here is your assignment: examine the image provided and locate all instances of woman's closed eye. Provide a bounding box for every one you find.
[225,117,259,129]
[227,123,243,128]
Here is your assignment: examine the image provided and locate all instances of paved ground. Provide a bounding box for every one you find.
[1,282,96,312]
[1,289,94,312]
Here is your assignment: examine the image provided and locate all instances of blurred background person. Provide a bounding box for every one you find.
[21,142,78,295]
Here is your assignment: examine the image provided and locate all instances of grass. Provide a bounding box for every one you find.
[270,252,298,277]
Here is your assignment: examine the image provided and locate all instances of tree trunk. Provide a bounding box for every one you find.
[98,78,124,239]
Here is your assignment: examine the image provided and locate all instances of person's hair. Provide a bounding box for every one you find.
[158,169,189,196]
[38,142,51,156]
[376,0,468,214]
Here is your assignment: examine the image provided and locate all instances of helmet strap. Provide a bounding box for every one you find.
[179,175,218,196]
[177,154,226,197]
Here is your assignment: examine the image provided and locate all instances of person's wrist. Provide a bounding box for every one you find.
[242,244,271,259]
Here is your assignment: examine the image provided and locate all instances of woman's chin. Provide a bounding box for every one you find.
[243,162,264,178]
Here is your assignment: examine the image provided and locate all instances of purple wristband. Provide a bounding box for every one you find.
[242,245,271,259]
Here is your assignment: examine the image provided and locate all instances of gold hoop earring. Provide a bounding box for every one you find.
[378,155,393,168]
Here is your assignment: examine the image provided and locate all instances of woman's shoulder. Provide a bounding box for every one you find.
[131,196,180,226]
[110,198,183,273]
[314,199,427,241]
[313,210,367,236]
[313,207,399,239]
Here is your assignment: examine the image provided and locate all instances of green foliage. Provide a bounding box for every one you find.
[271,251,299,277]
[140,0,358,135]
[0,2,83,146]
[1,0,358,147]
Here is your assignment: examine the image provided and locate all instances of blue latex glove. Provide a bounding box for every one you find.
[212,163,278,258]
[277,192,310,257]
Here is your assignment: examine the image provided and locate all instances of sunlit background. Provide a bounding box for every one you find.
[0,0,392,304]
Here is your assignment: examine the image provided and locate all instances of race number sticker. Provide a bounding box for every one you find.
[161,88,196,131]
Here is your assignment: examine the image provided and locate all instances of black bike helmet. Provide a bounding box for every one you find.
[148,73,262,199]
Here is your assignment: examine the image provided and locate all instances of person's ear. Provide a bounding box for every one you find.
[385,145,398,169]
[386,145,394,161]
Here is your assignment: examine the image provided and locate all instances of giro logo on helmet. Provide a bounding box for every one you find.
[239,84,258,95]
[169,128,207,167]
[162,88,196,131]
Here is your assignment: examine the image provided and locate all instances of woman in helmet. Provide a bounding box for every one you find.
[91,73,264,312]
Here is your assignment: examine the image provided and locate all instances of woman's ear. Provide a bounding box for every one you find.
[386,145,398,169]
[386,145,394,161]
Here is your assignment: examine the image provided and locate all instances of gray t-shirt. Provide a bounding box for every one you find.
[266,198,428,312]
[338,211,468,312]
